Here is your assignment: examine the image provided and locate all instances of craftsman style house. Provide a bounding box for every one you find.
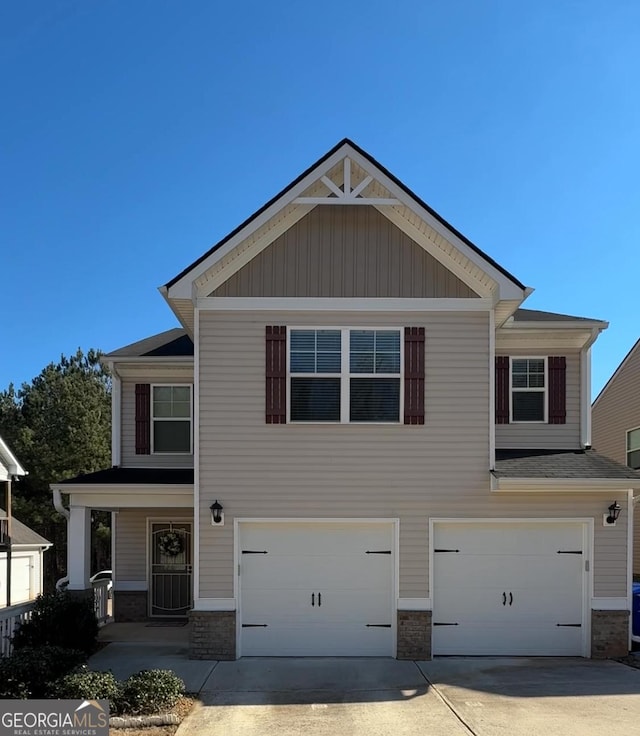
[53,140,640,660]
[592,338,640,580]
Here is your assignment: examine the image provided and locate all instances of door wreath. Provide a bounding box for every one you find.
[157,530,184,557]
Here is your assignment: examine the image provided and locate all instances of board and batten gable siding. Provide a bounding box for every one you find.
[210,205,479,299]
[197,309,628,601]
[495,349,581,450]
[592,340,640,574]
[115,508,192,582]
[120,379,194,468]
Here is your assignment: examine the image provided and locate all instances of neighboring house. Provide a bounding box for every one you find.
[592,338,640,578]
[1,437,51,607]
[52,139,640,660]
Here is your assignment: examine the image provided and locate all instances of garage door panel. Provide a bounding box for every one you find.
[242,588,391,624]
[434,622,583,656]
[242,553,392,589]
[242,524,392,555]
[434,523,583,556]
[433,522,586,657]
[435,554,583,593]
[242,622,391,657]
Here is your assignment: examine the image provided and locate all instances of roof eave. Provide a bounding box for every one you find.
[503,320,609,330]
[0,437,27,477]
[491,476,639,492]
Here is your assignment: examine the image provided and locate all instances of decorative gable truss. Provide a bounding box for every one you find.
[163,140,528,332]
[293,157,400,206]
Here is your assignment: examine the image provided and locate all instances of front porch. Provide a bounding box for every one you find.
[51,468,195,624]
[90,620,217,693]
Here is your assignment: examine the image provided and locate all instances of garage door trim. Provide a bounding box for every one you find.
[429,517,593,657]
[235,518,399,657]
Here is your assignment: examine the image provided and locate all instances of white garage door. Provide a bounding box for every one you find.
[11,556,32,605]
[239,522,394,656]
[432,522,586,656]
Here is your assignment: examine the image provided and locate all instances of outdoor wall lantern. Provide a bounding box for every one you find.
[604,501,622,526]
[210,500,224,526]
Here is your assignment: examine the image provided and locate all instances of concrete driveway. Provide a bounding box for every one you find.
[176,657,640,736]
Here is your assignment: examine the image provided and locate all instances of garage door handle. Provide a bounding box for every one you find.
[509,592,513,606]
[318,592,321,607]
[311,593,315,607]
[502,592,506,606]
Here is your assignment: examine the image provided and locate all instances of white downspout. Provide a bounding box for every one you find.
[110,362,121,467]
[53,488,70,589]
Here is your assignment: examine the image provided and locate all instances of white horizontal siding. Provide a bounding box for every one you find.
[495,349,582,449]
[115,508,192,582]
[121,380,193,468]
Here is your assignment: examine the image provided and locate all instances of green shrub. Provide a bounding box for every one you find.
[54,669,120,712]
[116,670,185,715]
[0,646,85,698]
[12,590,98,654]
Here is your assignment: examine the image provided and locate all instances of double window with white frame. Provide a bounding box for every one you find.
[289,328,402,422]
[510,357,546,422]
[152,385,192,453]
[627,427,640,470]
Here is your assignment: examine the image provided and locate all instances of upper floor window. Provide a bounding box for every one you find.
[152,385,192,453]
[289,328,402,423]
[627,427,640,470]
[511,358,546,422]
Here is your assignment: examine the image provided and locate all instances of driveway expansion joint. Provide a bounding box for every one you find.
[412,660,478,736]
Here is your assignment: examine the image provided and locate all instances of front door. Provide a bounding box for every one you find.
[149,521,192,617]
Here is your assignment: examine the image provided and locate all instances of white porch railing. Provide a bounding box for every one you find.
[92,579,110,625]
[0,601,35,657]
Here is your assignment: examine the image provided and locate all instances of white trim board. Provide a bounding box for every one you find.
[491,478,638,492]
[397,598,431,611]
[192,598,237,611]
[114,581,148,592]
[591,598,630,611]
[196,297,493,312]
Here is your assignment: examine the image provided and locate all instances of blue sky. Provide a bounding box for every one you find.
[2,0,639,396]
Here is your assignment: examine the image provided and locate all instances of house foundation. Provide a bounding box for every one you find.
[114,591,148,622]
[591,610,629,658]
[397,610,432,660]
[189,610,236,660]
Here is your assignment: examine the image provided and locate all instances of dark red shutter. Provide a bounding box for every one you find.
[404,327,425,425]
[135,383,151,454]
[266,326,286,423]
[548,356,567,424]
[495,356,510,424]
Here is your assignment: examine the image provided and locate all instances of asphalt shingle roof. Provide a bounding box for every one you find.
[494,449,640,480]
[57,467,194,485]
[512,309,603,323]
[0,510,51,546]
[106,329,193,358]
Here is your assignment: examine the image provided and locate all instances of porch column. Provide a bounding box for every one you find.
[67,505,91,590]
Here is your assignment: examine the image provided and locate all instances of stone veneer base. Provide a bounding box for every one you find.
[591,609,629,658]
[189,610,236,660]
[397,610,432,660]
